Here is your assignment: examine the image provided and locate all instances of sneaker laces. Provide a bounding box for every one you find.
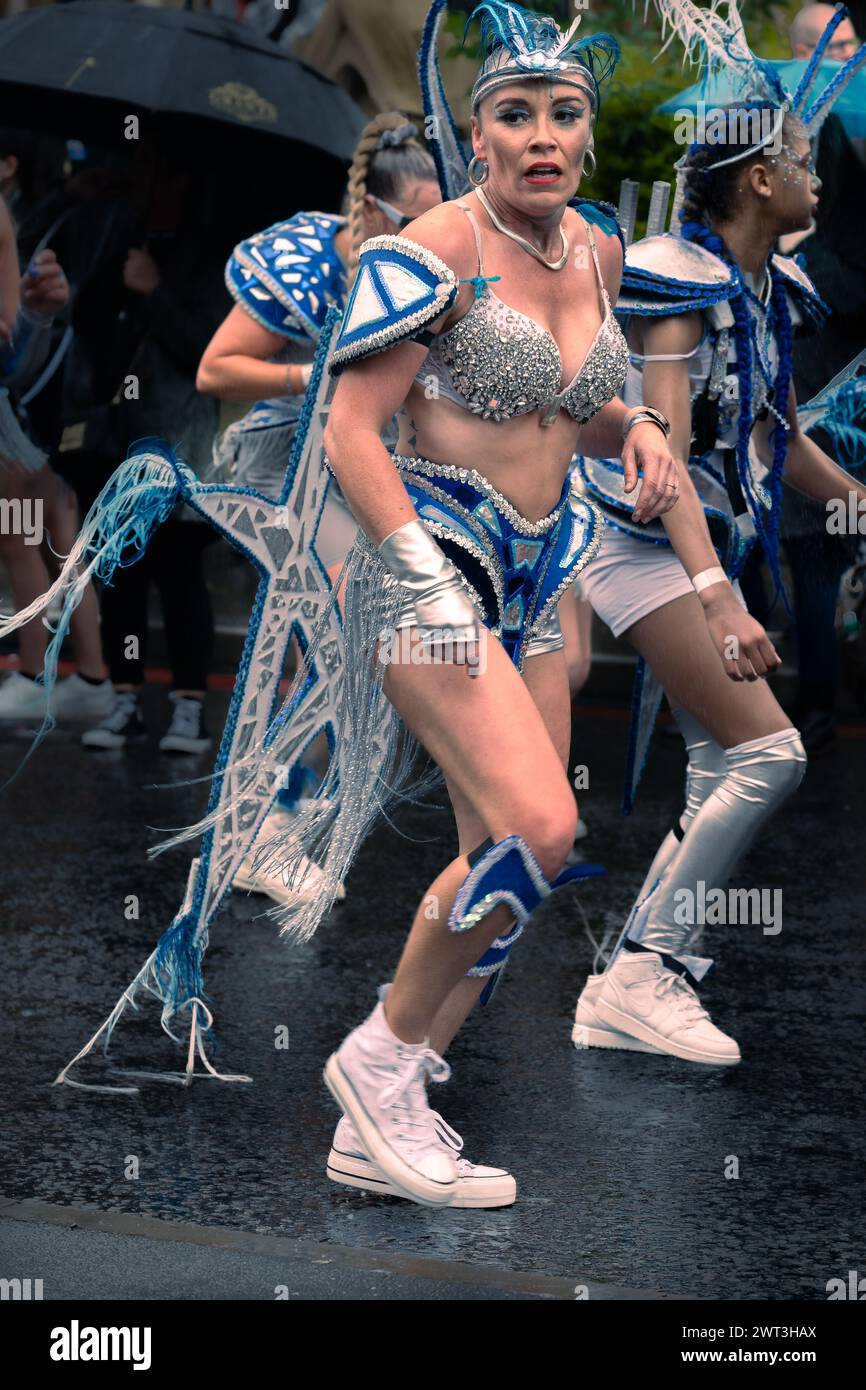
[167,697,202,739]
[651,967,709,1026]
[102,692,138,732]
[377,1046,452,1162]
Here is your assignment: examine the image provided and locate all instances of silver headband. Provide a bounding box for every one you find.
[703,105,788,172]
[472,66,598,113]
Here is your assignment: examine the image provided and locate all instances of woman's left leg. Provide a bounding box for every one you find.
[426,643,574,1056]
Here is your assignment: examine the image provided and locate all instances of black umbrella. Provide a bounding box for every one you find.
[0,0,366,190]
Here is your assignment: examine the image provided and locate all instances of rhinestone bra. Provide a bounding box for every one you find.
[414,202,629,426]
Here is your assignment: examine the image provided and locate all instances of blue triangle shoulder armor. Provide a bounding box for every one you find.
[225,211,347,344]
[617,233,738,315]
[330,235,459,374]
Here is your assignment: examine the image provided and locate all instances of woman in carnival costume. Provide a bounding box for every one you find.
[195,113,441,908]
[570,1,866,1065]
[268,0,680,1210]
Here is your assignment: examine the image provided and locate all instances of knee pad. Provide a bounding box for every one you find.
[453,834,605,1005]
[720,726,807,809]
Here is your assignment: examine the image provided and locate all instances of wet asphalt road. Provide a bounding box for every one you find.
[1,687,863,1300]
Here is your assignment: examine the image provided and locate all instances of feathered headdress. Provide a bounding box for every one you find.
[467,1,620,112]
[418,0,620,201]
[651,0,866,162]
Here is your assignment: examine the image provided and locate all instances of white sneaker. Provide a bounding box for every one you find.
[326,1114,516,1208]
[324,1002,459,1208]
[52,673,114,722]
[232,808,345,905]
[572,973,665,1054]
[159,693,211,754]
[594,951,741,1066]
[82,691,145,749]
[0,671,47,721]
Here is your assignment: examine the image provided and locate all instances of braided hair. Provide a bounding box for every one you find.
[342,113,438,281]
[678,104,802,602]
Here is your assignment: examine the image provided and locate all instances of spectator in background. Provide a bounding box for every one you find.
[0,169,111,725]
[49,143,229,753]
[790,4,859,60]
[779,6,866,752]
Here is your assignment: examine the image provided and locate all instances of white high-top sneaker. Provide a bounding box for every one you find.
[572,973,664,1054]
[232,808,345,906]
[324,1002,459,1207]
[594,951,741,1065]
[326,1113,516,1208]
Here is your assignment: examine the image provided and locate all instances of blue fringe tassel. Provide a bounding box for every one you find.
[1,439,187,787]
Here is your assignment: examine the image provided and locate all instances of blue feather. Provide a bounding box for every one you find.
[793,4,848,112]
[806,375,866,470]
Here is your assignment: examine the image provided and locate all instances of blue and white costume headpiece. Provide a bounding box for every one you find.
[467,1,619,112]
[419,0,620,202]
[653,0,866,161]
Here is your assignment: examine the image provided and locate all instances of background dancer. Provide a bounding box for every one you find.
[572,3,866,1065]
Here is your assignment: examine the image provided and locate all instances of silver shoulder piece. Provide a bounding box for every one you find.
[330,235,458,374]
[771,253,829,328]
[619,234,737,317]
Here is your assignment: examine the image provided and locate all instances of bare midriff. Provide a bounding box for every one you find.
[394,381,580,524]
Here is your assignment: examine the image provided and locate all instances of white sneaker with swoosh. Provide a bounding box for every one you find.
[594,951,741,1065]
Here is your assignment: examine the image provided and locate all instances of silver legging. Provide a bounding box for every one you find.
[610,711,807,971]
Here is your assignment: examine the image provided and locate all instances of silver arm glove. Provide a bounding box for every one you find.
[378,519,480,649]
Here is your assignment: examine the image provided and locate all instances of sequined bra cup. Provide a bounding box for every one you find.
[414,203,629,426]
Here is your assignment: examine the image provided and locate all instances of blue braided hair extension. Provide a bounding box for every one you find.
[764,263,794,606]
[680,216,791,605]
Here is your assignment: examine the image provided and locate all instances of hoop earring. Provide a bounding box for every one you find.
[582,147,596,180]
[468,155,489,186]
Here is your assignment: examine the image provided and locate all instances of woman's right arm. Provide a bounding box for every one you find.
[324,208,483,653]
[197,303,302,401]
[324,334,436,542]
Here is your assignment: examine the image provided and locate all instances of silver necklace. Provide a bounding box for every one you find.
[474,185,570,271]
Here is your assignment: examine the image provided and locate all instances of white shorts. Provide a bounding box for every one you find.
[578,524,744,638]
